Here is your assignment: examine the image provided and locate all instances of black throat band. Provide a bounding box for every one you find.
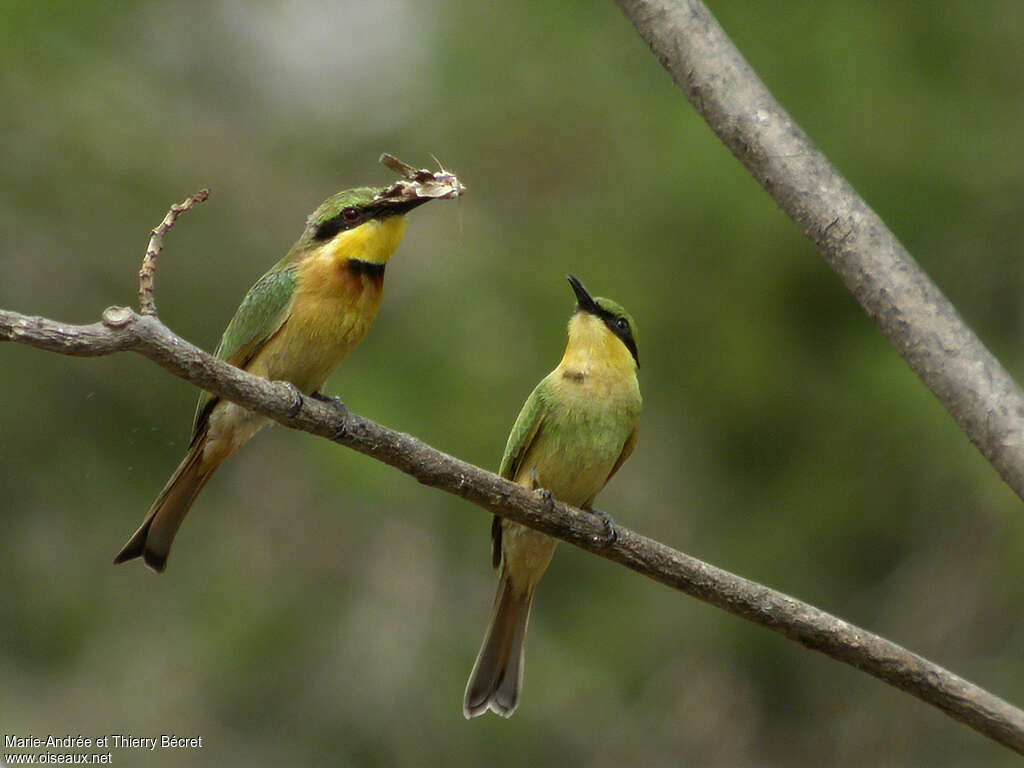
[347,259,386,279]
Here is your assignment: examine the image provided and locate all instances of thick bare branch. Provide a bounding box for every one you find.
[615,0,1024,503]
[3,304,1023,753]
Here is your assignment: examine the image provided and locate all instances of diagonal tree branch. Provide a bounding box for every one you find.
[3,301,1024,754]
[615,0,1024,504]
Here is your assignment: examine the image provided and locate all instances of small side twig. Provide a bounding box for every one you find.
[138,189,210,316]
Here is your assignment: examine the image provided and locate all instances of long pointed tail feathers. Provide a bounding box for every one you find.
[113,439,218,573]
[463,571,535,719]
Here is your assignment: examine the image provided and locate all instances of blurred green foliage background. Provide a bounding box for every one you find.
[3,1,1024,765]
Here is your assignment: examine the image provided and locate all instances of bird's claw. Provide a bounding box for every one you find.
[281,382,303,417]
[534,487,555,508]
[587,507,617,548]
[311,392,349,440]
[311,391,346,408]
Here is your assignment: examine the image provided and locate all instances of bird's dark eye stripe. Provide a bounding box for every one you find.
[600,312,639,366]
[312,219,342,241]
[601,314,626,337]
[313,207,367,241]
[597,307,625,329]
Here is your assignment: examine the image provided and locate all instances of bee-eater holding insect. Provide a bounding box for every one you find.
[464,275,642,718]
[114,155,464,573]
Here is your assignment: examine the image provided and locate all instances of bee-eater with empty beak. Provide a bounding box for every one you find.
[464,275,642,718]
[114,157,464,572]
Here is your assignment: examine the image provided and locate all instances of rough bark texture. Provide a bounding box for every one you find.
[616,0,1024,503]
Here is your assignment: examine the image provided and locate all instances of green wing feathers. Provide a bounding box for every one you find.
[605,425,639,487]
[492,379,550,568]
[192,265,297,436]
[498,380,550,481]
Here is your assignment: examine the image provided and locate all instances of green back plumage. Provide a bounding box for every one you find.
[192,265,298,437]
[492,379,550,569]
[498,380,550,481]
[214,267,298,367]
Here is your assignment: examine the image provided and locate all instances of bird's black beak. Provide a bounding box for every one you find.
[568,274,600,315]
[374,196,432,217]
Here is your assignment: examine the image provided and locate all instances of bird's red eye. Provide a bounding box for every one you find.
[342,207,359,222]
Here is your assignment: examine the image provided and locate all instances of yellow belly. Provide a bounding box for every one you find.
[251,255,385,393]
